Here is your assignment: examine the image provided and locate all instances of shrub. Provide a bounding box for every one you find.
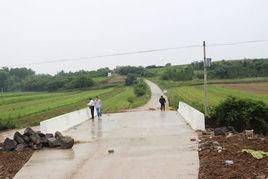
[134,79,147,97]
[127,96,134,103]
[125,74,137,86]
[210,97,268,134]
[67,75,95,89]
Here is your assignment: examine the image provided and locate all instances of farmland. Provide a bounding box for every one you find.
[166,82,268,112]
[146,61,268,112]
[0,85,150,129]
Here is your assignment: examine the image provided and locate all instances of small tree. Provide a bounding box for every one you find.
[67,75,95,89]
[125,74,137,86]
[134,79,147,96]
[165,63,171,67]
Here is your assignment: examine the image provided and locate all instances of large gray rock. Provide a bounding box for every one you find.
[48,137,60,148]
[14,132,25,144]
[24,127,36,136]
[45,133,54,139]
[48,133,74,149]
[29,133,41,144]
[28,142,34,148]
[58,136,74,149]
[40,136,48,147]
[36,131,46,138]
[3,138,17,151]
[22,135,31,144]
[15,144,25,151]
[40,133,54,147]
[55,131,63,139]
[31,143,42,150]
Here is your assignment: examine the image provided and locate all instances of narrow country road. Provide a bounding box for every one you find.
[15,80,199,179]
[133,79,169,111]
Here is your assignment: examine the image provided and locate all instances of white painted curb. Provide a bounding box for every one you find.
[40,108,91,133]
[177,102,205,131]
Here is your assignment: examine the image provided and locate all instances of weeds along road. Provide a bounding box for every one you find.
[15,80,199,179]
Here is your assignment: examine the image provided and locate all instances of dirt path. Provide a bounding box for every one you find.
[14,80,199,179]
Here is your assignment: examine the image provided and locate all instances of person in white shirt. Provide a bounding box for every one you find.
[87,98,95,120]
[95,96,102,119]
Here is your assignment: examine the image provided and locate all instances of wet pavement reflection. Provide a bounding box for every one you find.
[90,119,103,140]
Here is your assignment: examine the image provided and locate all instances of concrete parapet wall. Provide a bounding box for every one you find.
[177,102,205,131]
[40,108,90,133]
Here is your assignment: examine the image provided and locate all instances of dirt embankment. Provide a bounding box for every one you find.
[199,133,268,179]
[0,149,33,179]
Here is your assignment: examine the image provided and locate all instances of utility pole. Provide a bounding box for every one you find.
[203,41,208,114]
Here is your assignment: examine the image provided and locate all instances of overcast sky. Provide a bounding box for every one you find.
[0,0,268,74]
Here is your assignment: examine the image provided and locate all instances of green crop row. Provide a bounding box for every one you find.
[150,77,268,89]
[0,86,150,129]
[167,84,268,112]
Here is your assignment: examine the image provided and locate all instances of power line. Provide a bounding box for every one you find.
[207,39,268,47]
[11,39,268,67]
[16,44,201,66]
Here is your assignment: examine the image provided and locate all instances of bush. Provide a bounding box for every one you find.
[160,66,194,81]
[125,74,137,86]
[115,66,145,76]
[210,97,268,134]
[134,79,147,97]
[67,75,95,89]
[127,96,134,103]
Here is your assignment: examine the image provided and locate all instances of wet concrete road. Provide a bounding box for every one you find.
[14,80,199,179]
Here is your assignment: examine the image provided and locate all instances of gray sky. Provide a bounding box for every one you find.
[1,0,268,74]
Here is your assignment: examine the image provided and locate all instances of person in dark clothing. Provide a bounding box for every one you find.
[159,95,166,111]
[87,98,95,120]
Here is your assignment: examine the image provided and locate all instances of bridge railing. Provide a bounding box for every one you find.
[177,102,205,131]
[40,108,90,133]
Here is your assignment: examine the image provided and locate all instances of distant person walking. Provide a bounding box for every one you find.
[88,98,95,120]
[159,95,166,111]
[95,96,102,119]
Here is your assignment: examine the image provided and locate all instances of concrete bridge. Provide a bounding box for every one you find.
[14,80,199,179]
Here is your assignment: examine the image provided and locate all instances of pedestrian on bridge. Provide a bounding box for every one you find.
[159,95,166,111]
[95,96,102,119]
[88,98,95,120]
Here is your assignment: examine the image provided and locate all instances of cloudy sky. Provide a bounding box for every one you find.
[0,0,268,74]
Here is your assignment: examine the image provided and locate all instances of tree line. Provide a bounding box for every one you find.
[1,58,267,91]
[160,58,268,81]
[0,67,111,92]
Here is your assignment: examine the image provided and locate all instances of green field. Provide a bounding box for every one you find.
[167,84,268,112]
[147,62,268,112]
[150,77,268,89]
[0,85,150,129]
